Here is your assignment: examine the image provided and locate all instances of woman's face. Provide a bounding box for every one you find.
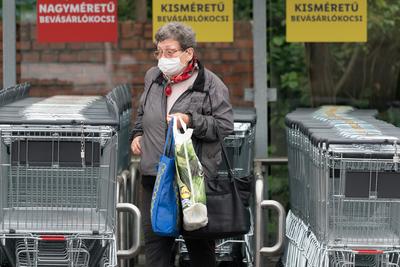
[156,38,194,65]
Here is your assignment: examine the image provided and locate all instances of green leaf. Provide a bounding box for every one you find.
[272,37,285,47]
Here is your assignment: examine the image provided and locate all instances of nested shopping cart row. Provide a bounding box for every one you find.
[6,234,116,267]
[284,210,400,267]
[0,125,118,234]
[286,106,400,248]
[0,83,139,267]
[283,106,400,267]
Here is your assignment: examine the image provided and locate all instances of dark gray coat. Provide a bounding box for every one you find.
[130,61,234,181]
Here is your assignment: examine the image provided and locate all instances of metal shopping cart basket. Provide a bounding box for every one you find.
[177,108,256,267]
[0,84,140,267]
[283,106,400,266]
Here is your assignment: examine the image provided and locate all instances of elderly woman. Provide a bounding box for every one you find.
[130,22,233,267]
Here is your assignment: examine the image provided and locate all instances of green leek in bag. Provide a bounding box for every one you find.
[173,116,208,231]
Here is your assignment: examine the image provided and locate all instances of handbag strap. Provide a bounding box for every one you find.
[205,91,235,179]
[215,125,235,179]
[163,118,174,157]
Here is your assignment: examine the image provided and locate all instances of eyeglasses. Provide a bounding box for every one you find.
[153,48,182,59]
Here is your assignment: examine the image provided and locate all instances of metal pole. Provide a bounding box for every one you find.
[254,162,264,267]
[121,170,130,267]
[3,0,17,89]
[253,0,272,247]
[253,0,268,159]
[129,162,139,266]
[117,173,129,267]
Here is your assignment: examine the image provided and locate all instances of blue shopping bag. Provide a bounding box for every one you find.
[150,118,180,236]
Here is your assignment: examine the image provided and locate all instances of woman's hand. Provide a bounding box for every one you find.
[131,136,142,155]
[167,113,190,129]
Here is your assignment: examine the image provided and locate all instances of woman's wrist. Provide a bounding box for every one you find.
[185,112,193,127]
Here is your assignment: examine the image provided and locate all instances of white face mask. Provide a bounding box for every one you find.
[158,57,186,77]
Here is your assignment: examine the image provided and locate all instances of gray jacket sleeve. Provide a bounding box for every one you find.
[129,68,158,141]
[190,72,234,141]
[129,101,144,142]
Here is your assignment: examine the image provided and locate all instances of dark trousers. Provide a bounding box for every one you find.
[140,178,216,267]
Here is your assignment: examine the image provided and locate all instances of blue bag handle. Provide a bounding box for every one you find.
[163,118,174,157]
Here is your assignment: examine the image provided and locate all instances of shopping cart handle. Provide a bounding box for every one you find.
[116,203,142,259]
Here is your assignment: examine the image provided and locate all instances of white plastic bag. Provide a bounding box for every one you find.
[173,116,208,231]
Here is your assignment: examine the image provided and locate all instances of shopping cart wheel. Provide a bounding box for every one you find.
[218,243,246,267]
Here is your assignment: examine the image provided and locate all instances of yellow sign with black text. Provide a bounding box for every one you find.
[286,0,367,42]
[152,0,233,42]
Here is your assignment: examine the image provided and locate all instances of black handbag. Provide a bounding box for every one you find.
[182,127,252,239]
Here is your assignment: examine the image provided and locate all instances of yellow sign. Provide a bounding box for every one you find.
[286,0,367,42]
[152,0,233,42]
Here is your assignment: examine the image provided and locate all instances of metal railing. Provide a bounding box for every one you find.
[254,158,287,267]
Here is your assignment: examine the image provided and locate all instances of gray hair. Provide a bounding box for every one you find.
[155,22,196,50]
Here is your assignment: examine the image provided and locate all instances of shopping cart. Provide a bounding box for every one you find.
[284,210,400,267]
[0,84,140,267]
[283,106,400,266]
[177,108,256,267]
